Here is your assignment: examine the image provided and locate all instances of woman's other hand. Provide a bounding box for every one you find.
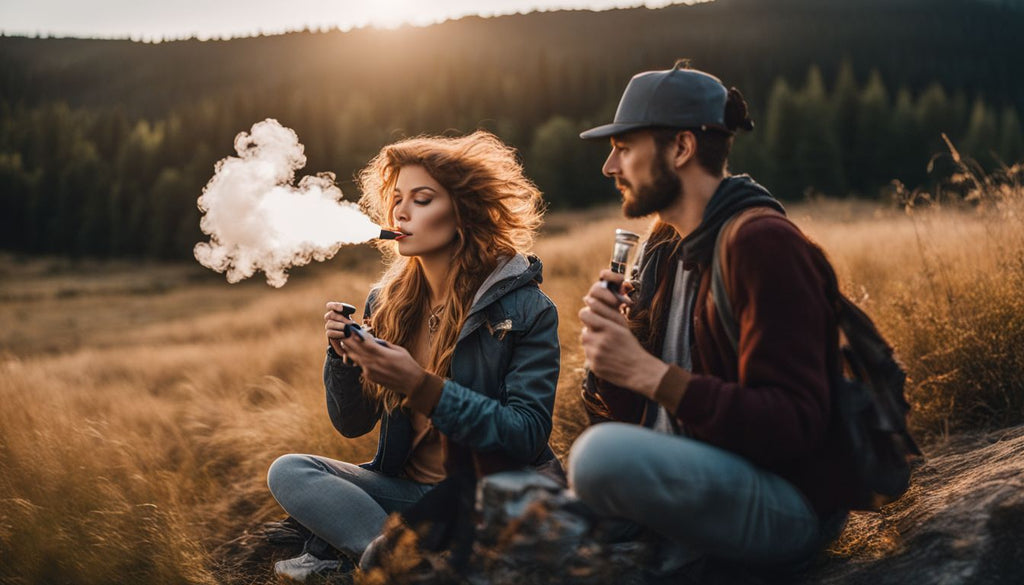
[341,333,427,396]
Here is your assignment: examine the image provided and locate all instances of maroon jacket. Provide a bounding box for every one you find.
[583,211,858,517]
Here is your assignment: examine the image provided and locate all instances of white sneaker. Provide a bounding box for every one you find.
[273,552,341,582]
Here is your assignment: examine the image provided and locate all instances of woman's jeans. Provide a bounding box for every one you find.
[267,454,435,560]
[568,423,844,570]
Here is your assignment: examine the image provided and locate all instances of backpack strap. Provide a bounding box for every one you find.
[710,207,788,352]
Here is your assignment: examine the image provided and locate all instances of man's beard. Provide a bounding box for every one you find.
[620,153,681,218]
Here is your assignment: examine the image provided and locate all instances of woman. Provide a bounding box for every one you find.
[267,131,561,581]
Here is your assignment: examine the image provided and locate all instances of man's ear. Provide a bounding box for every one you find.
[670,130,697,169]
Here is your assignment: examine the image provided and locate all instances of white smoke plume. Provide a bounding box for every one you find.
[194,119,379,287]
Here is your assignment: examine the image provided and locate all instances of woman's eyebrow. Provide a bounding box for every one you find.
[393,186,437,195]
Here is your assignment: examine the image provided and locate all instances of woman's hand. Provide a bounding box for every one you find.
[340,330,427,396]
[324,301,357,358]
[579,270,667,398]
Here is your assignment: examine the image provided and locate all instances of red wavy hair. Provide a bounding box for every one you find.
[357,131,544,411]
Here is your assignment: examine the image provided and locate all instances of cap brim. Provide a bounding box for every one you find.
[579,122,651,140]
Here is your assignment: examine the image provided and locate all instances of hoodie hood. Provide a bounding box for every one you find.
[453,253,544,345]
[680,174,785,268]
[469,253,542,315]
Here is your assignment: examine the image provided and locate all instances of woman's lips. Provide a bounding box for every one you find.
[382,227,411,240]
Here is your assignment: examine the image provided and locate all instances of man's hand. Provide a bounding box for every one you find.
[340,328,426,396]
[579,270,668,399]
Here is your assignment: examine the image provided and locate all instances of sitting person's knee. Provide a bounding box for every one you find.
[267,453,313,496]
[568,423,637,501]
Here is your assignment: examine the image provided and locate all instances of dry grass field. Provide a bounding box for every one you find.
[1,169,1022,584]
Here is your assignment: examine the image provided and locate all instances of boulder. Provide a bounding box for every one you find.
[360,470,657,585]
[802,424,1024,585]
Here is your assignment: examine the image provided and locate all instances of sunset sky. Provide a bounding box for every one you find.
[0,0,703,41]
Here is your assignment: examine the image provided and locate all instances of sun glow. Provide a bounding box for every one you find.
[352,1,698,32]
[361,0,434,29]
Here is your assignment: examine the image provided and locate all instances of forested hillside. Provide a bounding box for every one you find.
[1,0,1022,259]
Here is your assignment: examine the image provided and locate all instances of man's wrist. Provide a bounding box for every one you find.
[630,356,671,400]
[652,365,691,415]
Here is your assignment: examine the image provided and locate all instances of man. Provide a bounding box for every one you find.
[570,62,852,577]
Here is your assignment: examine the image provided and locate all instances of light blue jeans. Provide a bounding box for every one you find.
[568,423,840,569]
[267,454,435,560]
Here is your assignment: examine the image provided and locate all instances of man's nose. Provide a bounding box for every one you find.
[602,150,619,178]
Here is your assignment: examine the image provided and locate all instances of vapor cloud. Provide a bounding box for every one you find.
[194,119,378,287]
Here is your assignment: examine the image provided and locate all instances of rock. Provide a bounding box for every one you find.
[802,424,1024,585]
[471,469,654,585]
[360,469,656,585]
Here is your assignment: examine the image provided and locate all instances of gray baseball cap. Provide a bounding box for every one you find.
[580,64,729,140]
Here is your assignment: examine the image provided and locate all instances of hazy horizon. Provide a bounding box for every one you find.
[0,0,704,42]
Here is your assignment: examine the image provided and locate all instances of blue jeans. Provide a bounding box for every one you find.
[568,423,840,569]
[267,454,435,559]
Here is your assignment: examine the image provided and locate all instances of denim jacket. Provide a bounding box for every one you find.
[323,254,562,480]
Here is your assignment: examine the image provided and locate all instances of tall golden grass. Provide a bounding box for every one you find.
[1,163,1022,583]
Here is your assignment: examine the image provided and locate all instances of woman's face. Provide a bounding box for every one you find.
[391,165,458,258]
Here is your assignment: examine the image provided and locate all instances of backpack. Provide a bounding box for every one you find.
[710,208,923,511]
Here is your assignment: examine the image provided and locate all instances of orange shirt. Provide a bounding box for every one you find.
[403,410,446,484]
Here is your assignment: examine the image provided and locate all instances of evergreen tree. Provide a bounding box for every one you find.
[0,152,39,249]
[891,87,926,187]
[963,97,1000,164]
[528,115,611,208]
[831,59,861,187]
[147,168,188,258]
[763,77,802,198]
[916,83,952,154]
[851,70,892,194]
[794,66,845,195]
[998,106,1024,164]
